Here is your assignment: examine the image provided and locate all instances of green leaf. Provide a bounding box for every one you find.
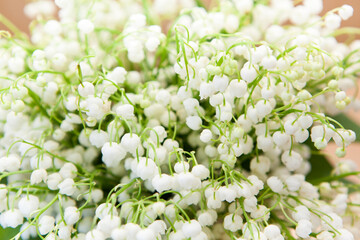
[0,226,20,240]
[306,152,333,182]
[0,226,41,240]
[332,113,360,142]
[216,56,224,67]
[25,86,50,119]
[195,0,206,8]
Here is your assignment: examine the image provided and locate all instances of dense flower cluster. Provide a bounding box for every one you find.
[0,0,360,239]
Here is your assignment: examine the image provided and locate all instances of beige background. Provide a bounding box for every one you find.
[0,0,360,168]
[1,0,360,34]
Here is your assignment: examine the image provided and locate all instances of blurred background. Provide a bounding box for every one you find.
[1,0,360,34]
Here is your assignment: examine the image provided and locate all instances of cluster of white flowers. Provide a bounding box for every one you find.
[0,0,360,239]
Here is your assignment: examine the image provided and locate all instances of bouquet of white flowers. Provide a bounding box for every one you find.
[0,0,360,239]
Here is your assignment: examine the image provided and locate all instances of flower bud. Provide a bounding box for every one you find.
[64,206,80,225]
